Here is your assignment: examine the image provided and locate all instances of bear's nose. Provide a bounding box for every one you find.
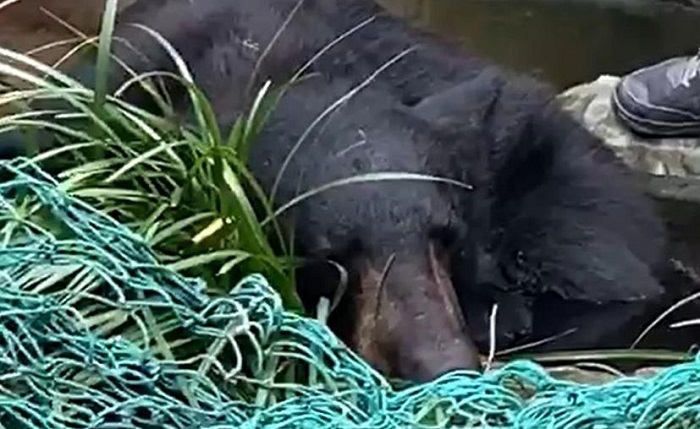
[349,243,481,382]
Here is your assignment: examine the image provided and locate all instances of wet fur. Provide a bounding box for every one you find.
[0,0,668,360]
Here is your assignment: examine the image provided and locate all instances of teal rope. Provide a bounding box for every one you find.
[0,158,698,428]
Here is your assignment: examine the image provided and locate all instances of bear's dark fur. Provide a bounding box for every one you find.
[0,0,669,381]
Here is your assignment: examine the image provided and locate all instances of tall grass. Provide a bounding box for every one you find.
[0,0,302,311]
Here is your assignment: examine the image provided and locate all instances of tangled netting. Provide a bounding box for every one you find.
[0,158,699,429]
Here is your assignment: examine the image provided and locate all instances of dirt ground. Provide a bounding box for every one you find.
[0,0,135,89]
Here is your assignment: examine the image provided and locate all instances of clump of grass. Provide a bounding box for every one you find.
[0,0,302,311]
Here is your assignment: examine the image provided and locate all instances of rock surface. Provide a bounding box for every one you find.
[557,75,700,203]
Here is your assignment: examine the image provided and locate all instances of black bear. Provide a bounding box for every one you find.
[0,0,669,382]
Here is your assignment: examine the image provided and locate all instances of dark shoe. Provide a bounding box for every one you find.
[612,50,700,137]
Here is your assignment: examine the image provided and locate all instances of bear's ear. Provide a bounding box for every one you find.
[409,67,503,134]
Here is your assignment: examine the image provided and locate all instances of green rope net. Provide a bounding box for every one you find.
[0,158,699,428]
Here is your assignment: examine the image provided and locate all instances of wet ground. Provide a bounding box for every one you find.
[380,0,700,350]
[380,0,700,89]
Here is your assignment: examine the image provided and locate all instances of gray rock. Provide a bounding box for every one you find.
[557,75,700,203]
